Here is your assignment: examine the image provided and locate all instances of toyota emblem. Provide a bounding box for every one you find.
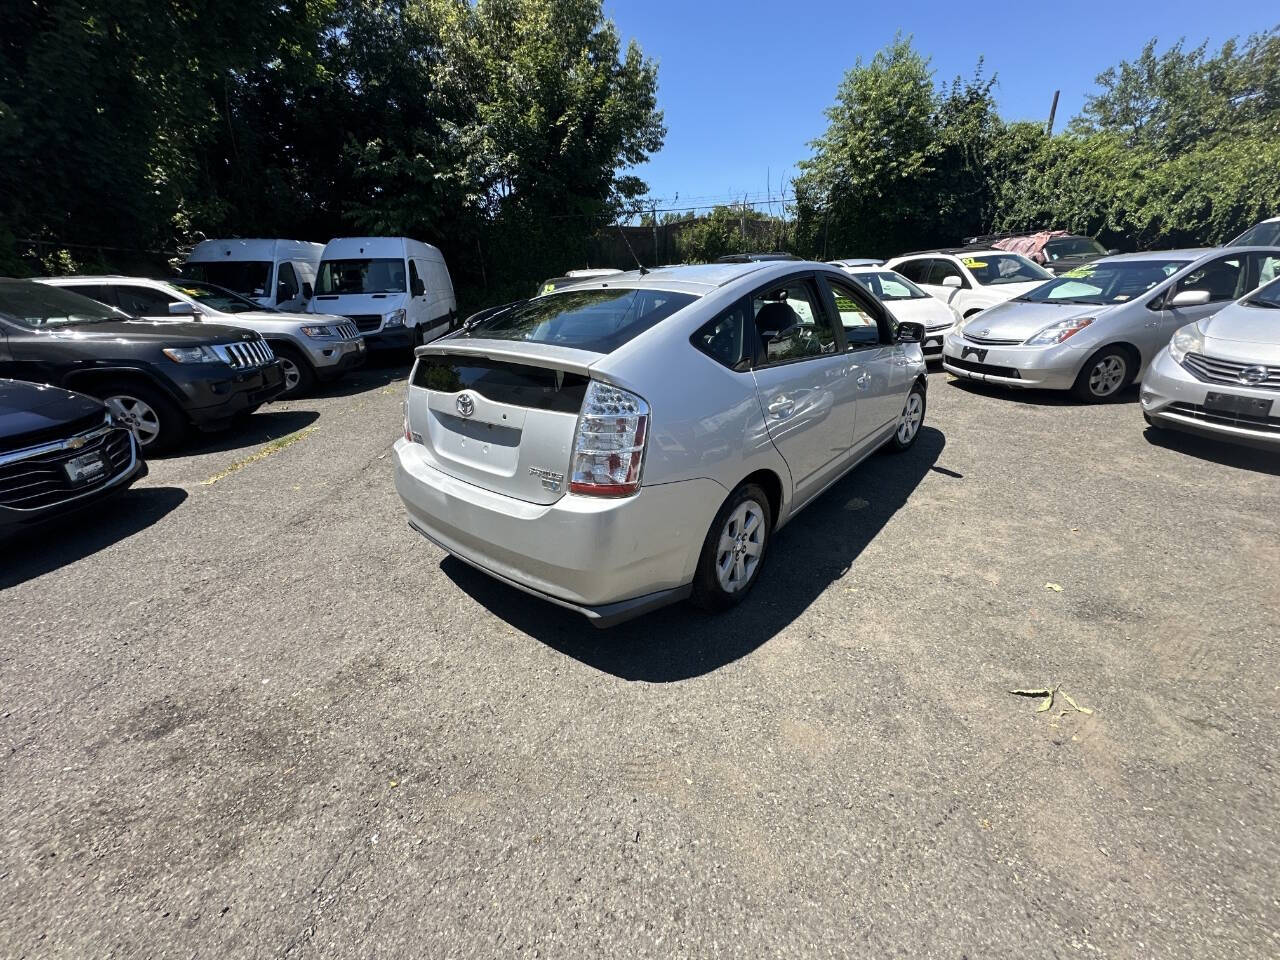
[1239,365,1268,385]
[976,328,990,338]
[456,393,475,417]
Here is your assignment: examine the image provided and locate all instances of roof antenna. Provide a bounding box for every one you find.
[616,220,648,275]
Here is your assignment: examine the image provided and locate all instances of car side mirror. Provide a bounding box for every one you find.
[167,301,196,316]
[941,275,962,289]
[896,321,925,343]
[1169,289,1212,308]
[302,281,313,300]
[411,278,426,298]
[1107,248,1120,255]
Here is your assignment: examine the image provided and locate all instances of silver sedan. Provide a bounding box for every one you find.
[1141,275,1280,447]
[394,261,928,626]
[941,247,1280,402]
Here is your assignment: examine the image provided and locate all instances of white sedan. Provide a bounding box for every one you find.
[839,267,958,360]
[883,248,1054,319]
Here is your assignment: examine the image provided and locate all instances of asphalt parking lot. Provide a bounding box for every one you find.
[3,358,1278,958]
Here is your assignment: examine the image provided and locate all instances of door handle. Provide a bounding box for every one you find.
[856,372,871,388]
[767,398,794,418]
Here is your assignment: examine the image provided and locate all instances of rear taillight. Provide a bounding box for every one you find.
[569,380,649,497]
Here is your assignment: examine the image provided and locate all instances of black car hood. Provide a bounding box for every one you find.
[31,319,258,347]
[0,378,105,452]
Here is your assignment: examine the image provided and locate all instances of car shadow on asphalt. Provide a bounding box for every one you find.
[441,426,946,682]
[309,354,411,398]
[1142,426,1280,476]
[156,410,322,459]
[946,377,1139,406]
[0,486,188,590]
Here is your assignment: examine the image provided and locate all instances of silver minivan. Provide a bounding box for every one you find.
[394,262,929,626]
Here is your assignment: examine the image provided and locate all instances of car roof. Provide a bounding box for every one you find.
[1098,248,1215,262]
[541,260,838,296]
[891,247,1005,259]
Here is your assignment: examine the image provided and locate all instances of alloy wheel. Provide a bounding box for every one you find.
[1088,355,1127,397]
[897,392,924,445]
[105,394,161,447]
[279,356,302,394]
[715,500,765,593]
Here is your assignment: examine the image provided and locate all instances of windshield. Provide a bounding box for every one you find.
[1019,260,1190,305]
[1245,276,1280,308]
[1044,237,1107,260]
[961,254,1053,285]
[166,280,263,314]
[460,287,697,354]
[849,270,928,301]
[316,258,406,295]
[1229,221,1280,247]
[182,260,272,297]
[0,281,128,327]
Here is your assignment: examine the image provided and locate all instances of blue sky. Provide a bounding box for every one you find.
[604,1,1278,215]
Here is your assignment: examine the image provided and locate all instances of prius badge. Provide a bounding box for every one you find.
[529,466,564,492]
[456,393,475,417]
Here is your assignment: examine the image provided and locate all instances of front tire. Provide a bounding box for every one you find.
[691,483,772,612]
[1072,346,1132,403]
[885,381,926,452]
[94,381,186,453]
[272,343,316,397]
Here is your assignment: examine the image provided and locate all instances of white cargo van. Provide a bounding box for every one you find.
[310,237,456,349]
[182,238,325,312]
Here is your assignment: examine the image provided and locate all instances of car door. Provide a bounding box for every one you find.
[927,257,974,313]
[820,274,908,450]
[112,284,188,322]
[275,262,303,311]
[1156,254,1248,349]
[748,274,855,502]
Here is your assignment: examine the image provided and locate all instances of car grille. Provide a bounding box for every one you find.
[214,338,275,369]
[345,314,382,333]
[0,427,134,511]
[1180,353,1280,390]
[1167,402,1280,435]
[335,321,361,340]
[944,355,1022,378]
[963,333,1023,346]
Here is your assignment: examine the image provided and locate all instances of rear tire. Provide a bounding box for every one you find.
[92,381,186,453]
[885,381,926,453]
[1072,346,1132,403]
[691,483,772,612]
[272,343,316,397]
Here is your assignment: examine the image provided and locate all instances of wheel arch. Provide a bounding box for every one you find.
[62,366,183,405]
[737,468,784,532]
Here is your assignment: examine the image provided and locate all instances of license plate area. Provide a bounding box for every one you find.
[64,451,107,485]
[1204,391,1272,417]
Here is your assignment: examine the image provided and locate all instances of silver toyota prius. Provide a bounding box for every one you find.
[394,261,929,626]
[942,247,1280,401]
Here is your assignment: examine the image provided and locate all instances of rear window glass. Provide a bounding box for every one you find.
[459,288,697,354]
[412,356,589,413]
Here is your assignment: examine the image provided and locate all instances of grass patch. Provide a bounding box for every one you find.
[201,427,316,486]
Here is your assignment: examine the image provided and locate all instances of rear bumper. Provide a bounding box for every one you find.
[177,360,287,425]
[941,333,1079,389]
[1141,349,1280,448]
[393,438,726,624]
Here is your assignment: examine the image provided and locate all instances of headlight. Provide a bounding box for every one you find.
[384,308,406,328]
[1168,322,1205,363]
[300,325,335,338]
[162,345,221,363]
[1024,316,1094,346]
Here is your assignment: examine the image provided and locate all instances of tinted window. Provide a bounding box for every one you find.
[1173,256,1246,304]
[166,280,261,313]
[929,259,966,286]
[316,258,407,295]
[1229,221,1280,247]
[459,287,696,354]
[1245,276,1280,308]
[692,299,753,370]
[277,262,299,301]
[0,281,126,327]
[412,356,589,413]
[61,284,114,306]
[115,285,180,316]
[752,279,836,366]
[1021,260,1189,305]
[959,253,1051,285]
[1043,237,1107,260]
[408,259,421,295]
[893,259,929,284]
[826,278,886,348]
[182,260,273,297]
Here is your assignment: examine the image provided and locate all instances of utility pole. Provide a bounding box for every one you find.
[1046,90,1060,135]
[740,195,747,251]
[652,200,659,265]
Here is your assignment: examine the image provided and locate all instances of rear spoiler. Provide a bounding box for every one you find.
[414,338,600,378]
